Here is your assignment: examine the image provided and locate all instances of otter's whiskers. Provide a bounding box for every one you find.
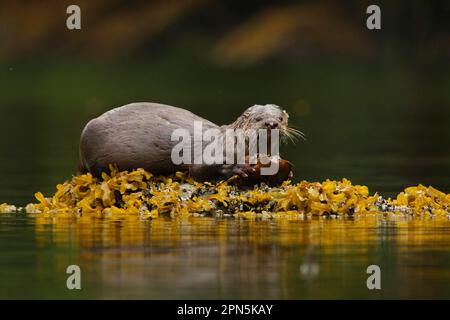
[281,126,306,144]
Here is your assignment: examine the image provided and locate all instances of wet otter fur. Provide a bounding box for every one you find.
[79,102,303,185]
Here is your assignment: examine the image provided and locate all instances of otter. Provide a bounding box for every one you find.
[79,102,303,185]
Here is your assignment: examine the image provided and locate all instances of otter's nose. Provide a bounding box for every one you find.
[265,121,278,129]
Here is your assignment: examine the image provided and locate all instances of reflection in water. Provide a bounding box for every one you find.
[30,215,450,299]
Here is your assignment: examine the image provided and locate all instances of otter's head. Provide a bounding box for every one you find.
[230,104,305,142]
[244,104,288,130]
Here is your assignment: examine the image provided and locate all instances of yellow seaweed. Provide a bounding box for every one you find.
[0,203,17,213]
[17,166,449,218]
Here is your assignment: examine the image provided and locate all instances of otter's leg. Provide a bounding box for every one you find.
[77,163,89,175]
[188,163,256,182]
[219,163,258,180]
[188,164,221,181]
[77,161,109,178]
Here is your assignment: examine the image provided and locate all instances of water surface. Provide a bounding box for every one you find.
[0,59,449,299]
[1,214,450,299]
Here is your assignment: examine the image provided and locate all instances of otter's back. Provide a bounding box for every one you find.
[79,102,218,174]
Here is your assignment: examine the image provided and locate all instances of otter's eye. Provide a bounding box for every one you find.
[256,117,262,121]
[278,116,283,121]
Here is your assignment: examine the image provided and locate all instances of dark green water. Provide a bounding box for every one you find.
[0,58,449,299]
[1,214,450,299]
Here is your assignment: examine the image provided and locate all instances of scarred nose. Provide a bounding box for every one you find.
[265,121,278,129]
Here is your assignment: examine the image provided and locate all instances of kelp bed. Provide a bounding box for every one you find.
[1,167,450,218]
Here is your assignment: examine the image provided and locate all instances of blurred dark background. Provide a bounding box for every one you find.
[0,0,449,204]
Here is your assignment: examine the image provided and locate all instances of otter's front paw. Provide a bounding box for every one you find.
[220,163,257,182]
[225,157,294,186]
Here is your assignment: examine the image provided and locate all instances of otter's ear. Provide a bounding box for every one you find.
[283,110,289,118]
